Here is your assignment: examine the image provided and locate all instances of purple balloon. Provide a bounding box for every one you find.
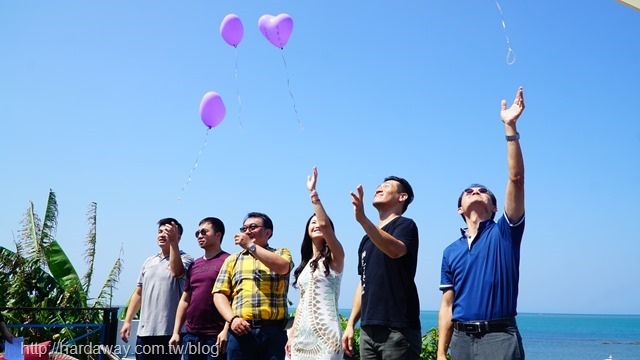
[220,14,244,47]
[258,14,293,49]
[199,92,226,128]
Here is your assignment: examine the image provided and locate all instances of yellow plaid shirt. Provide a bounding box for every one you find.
[212,246,292,320]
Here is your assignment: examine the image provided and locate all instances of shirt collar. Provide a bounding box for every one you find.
[459,218,495,238]
[157,250,185,259]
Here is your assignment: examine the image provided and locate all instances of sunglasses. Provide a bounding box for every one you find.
[464,187,489,194]
[195,229,210,238]
[239,224,263,232]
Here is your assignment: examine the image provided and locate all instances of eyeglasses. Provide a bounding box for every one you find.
[464,187,489,194]
[195,229,210,238]
[239,224,263,232]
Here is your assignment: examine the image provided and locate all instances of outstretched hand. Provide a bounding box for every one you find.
[350,185,367,224]
[307,166,318,192]
[501,86,525,126]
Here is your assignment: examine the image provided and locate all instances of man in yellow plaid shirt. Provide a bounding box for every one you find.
[213,212,293,360]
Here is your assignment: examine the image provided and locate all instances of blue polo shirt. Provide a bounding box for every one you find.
[439,213,525,322]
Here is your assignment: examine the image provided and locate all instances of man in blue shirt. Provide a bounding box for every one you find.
[437,87,526,360]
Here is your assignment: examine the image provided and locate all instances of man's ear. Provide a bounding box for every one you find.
[399,193,408,202]
[265,229,273,240]
[457,207,464,215]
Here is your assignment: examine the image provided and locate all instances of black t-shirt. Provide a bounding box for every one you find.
[357,216,421,329]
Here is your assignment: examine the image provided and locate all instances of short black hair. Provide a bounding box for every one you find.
[457,184,497,221]
[384,176,414,214]
[245,212,274,238]
[157,217,183,235]
[199,217,225,243]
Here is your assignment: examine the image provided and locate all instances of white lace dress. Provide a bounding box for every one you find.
[291,260,343,360]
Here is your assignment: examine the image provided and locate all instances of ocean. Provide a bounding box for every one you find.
[339,310,640,360]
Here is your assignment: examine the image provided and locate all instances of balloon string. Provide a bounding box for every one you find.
[177,127,210,202]
[495,0,516,65]
[280,50,303,131]
[234,46,244,131]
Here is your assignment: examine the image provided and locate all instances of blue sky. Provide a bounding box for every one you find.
[1,1,639,315]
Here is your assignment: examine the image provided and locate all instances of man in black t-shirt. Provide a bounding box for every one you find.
[341,176,421,360]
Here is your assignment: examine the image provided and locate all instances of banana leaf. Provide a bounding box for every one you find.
[43,239,87,307]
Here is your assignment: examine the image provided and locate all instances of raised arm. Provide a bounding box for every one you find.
[500,86,525,222]
[166,221,187,278]
[248,244,292,275]
[234,232,292,275]
[308,166,345,273]
[351,185,407,258]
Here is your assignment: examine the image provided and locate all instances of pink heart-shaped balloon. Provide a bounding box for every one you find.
[258,14,293,49]
[199,92,226,128]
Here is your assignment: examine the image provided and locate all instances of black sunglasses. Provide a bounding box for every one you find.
[464,187,488,194]
[195,229,210,238]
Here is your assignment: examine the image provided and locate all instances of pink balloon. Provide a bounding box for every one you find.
[220,14,244,47]
[199,92,226,128]
[258,14,293,49]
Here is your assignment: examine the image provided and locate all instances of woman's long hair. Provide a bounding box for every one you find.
[293,214,335,288]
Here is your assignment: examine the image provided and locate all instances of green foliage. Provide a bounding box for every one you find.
[421,327,451,360]
[338,315,450,360]
[0,190,124,352]
[339,314,360,359]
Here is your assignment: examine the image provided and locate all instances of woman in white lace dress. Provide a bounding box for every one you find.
[286,167,345,360]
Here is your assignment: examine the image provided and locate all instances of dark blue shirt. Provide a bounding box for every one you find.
[358,216,421,329]
[440,213,525,322]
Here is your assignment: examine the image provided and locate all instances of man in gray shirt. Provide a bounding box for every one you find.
[120,217,194,360]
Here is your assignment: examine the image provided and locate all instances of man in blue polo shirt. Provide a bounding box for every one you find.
[437,86,526,360]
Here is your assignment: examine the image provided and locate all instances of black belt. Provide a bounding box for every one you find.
[249,319,284,328]
[453,318,516,334]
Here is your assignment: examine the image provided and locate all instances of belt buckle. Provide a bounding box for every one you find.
[250,319,262,328]
[463,322,482,333]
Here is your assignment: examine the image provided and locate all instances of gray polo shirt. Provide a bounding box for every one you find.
[136,251,194,336]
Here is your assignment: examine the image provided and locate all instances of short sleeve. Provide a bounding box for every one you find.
[212,254,236,296]
[276,248,294,271]
[439,253,454,292]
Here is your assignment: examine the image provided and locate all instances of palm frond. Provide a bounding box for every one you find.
[21,201,44,262]
[11,230,26,259]
[41,189,59,246]
[0,245,17,267]
[92,246,124,307]
[82,202,97,294]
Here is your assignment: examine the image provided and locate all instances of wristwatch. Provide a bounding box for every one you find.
[506,132,520,141]
[248,243,257,252]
